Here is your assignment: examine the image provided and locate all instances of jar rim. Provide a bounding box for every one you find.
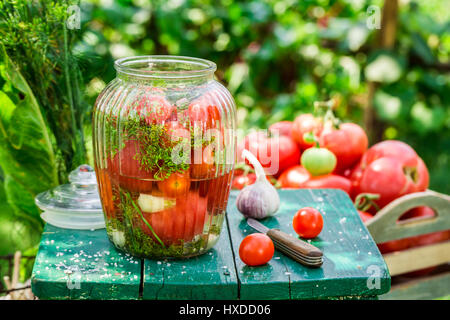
[114,55,217,79]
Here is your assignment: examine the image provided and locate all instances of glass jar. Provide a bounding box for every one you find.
[93,56,236,259]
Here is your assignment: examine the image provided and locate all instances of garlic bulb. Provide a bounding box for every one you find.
[236,149,280,219]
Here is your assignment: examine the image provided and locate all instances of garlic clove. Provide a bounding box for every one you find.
[137,194,176,213]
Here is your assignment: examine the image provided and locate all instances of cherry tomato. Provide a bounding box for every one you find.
[157,171,190,197]
[237,132,300,177]
[301,147,337,176]
[239,233,274,266]
[319,122,368,173]
[231,173,257,190]
[292,207,324,239]
[277,165,311,188]
[269,121,293,137]
[135,94,173,124]
[291,114,323,150]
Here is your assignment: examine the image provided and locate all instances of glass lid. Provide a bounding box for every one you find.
[35,165,102,214]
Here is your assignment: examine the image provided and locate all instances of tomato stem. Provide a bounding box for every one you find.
[354,193,380,212]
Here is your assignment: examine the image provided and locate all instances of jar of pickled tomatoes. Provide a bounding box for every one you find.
[93,56,236,259]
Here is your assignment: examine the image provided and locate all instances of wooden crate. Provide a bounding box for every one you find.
[365,190,450,299]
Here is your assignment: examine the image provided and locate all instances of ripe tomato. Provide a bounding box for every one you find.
[277,165,311,188]
[400,206,435,220]
[358,157,420,209]
[319,122,368,173]
[292,207,324,239]
[96,168,116,219]
[135,94,173,124]
[361,140,419,168]
[188,93,221,130]
[140,191,207,245]
[357,210,373,223]
[301,147,337,176]
[231,173,257,190]
[300,174,352,194]
[291,114,323,150]
[237,132,301,177]
[269,121,293,137]
[109,140,154,192]
[348,162,364,199]
[157,171,190,197]
[190,145,216,179]
[239,233,274,266]
[377,239,411,254]
[415,157,430,192]
[163,121,190,146]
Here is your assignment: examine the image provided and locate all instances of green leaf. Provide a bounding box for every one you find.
[0,46,58,227]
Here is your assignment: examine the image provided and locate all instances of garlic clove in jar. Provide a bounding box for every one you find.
[137,194,176,213]
[236,149,280,219]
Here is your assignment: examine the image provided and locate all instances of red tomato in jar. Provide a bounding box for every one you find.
[293,207,324,239]
[269,121,293,137]
[163,121,190,146]
[109,140,154,192]
[188,93,221,130]
[135,94,174,125]
[237,132,301,177]
[291,114,323,150]
[157,171,190,197]
[190,145,216,179]
[277,166,311,188]
[239,233,274,266]
[319,122,368,173]
[140,191,208,245]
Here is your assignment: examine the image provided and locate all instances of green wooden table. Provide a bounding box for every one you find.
[31,189,390,300]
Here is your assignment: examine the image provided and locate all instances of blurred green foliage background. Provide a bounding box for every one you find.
[0,0,449,289]
[77,0,449,192]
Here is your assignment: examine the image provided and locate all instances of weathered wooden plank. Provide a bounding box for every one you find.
[380,271,450,300]
[31,224,141,300]
[383,241,450,276]
[142,216,238,300]
[227,189,391,299]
